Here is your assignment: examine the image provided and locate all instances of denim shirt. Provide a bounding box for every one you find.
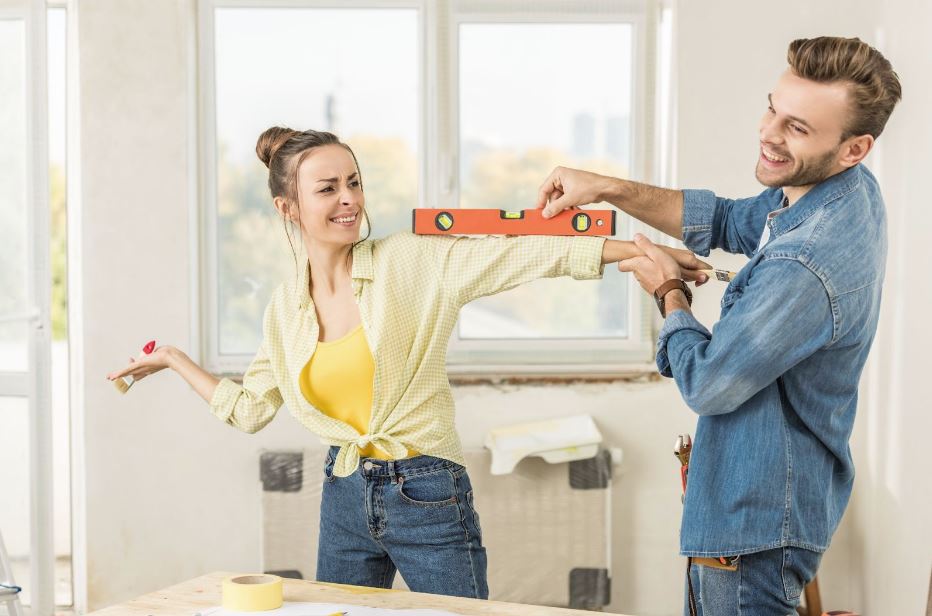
[657,164,886,557]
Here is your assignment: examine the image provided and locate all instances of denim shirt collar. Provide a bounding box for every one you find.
[769,164,863,241]
[295,240,375,309]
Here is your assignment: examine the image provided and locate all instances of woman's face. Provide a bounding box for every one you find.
[292,144,365,247]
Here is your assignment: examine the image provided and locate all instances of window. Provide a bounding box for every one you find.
[0,2,68,611]
[199,0,655,375]
[0,17,28,373]
[449,16,649,370]
[201,3,420,367]
[47,4,74,608]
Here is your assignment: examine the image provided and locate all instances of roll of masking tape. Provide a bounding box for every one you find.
[222,574,283,611]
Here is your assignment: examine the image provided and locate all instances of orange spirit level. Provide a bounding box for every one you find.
[412,208,616,236]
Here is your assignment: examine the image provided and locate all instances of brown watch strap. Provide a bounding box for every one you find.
[653,279,692,318]
[654,279,688,302]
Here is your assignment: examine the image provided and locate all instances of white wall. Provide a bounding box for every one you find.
[75,1,930,614]
[846,1,932,613]
[78,0,200,605]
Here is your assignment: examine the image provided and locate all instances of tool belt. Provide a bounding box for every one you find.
[690,556,738,571]
[674,434,740,615]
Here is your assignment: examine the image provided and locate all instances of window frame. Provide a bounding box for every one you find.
[196,0,661,377]
[196,0,429,374]
[441,1,656,375]
[0,0,56,612]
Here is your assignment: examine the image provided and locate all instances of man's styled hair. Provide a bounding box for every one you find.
[787,37,902,139]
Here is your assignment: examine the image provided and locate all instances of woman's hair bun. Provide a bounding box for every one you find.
[256,126,298,168]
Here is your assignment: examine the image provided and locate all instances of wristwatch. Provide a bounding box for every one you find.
[653,279,692,318]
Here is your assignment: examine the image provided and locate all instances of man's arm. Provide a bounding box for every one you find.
[619,234,834,415]
[657,259,833,415]
[537,167,684,239]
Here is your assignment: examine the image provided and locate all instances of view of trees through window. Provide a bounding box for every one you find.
[212,10,637,357]
[214,8,420,354]
[456,22,634,340]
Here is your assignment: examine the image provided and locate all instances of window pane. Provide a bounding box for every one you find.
[214,8,419,355]
[49,7,68,343]
[458,23,633,339]
[48,6,74,607]
[0,19,28,369]
[0,397,31,603]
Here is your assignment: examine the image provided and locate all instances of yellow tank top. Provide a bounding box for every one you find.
[299,325,389,460]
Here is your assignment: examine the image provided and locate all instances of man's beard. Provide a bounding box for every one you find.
[756,146,840,189]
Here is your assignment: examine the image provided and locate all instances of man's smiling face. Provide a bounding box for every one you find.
[756,69,853,193]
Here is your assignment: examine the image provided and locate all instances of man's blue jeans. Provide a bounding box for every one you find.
[685,547,822,615]
[316,447,488,599]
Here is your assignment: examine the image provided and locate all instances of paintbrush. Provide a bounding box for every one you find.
[112,340,156,394]
[700,268,738,282]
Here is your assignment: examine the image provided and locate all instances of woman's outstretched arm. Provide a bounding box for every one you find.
[423,233,711,307]
[108,340,284,434]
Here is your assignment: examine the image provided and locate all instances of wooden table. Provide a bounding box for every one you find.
[87,572,634,615]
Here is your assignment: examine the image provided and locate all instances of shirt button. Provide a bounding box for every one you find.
[363,461,374,471]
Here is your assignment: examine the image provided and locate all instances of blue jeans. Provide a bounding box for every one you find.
[316,447,488,599]
[684,547,822,616]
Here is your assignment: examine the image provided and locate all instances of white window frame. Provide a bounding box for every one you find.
[440,0,656,376]
[196,0,662,377]
[0,0,55,612]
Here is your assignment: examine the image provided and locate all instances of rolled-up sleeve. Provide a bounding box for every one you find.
[682,188,780,258]
[656,309,712,377]
[656,257,834,416]
[681,189,718,257]
[209,340,284,434]
[568,236,607,279]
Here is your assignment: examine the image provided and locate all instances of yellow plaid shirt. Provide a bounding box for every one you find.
[209,231,606,477]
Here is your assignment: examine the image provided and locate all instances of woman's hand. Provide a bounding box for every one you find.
[107,345,178,383]
[106,345,220,403]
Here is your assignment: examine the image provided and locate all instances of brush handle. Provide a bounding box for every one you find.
[115,341,157,393]
[700,268,738,282]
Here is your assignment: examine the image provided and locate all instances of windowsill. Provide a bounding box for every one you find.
[220,363,660,386]
[447,362,660,385]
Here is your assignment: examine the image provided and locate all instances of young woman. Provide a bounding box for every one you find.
[107,128,709,599]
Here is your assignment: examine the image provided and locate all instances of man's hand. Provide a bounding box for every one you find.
[536,166,613,218]
[619,234,694,306]
[661,246,711,286]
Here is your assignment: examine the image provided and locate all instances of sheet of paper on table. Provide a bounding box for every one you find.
[195,602,463,616]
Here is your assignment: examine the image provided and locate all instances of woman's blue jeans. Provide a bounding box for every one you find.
[316,447,488,599]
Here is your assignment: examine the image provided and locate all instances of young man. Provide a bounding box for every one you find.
[537,37,901,615]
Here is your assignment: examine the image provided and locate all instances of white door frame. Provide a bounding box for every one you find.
[0,0,54,613]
